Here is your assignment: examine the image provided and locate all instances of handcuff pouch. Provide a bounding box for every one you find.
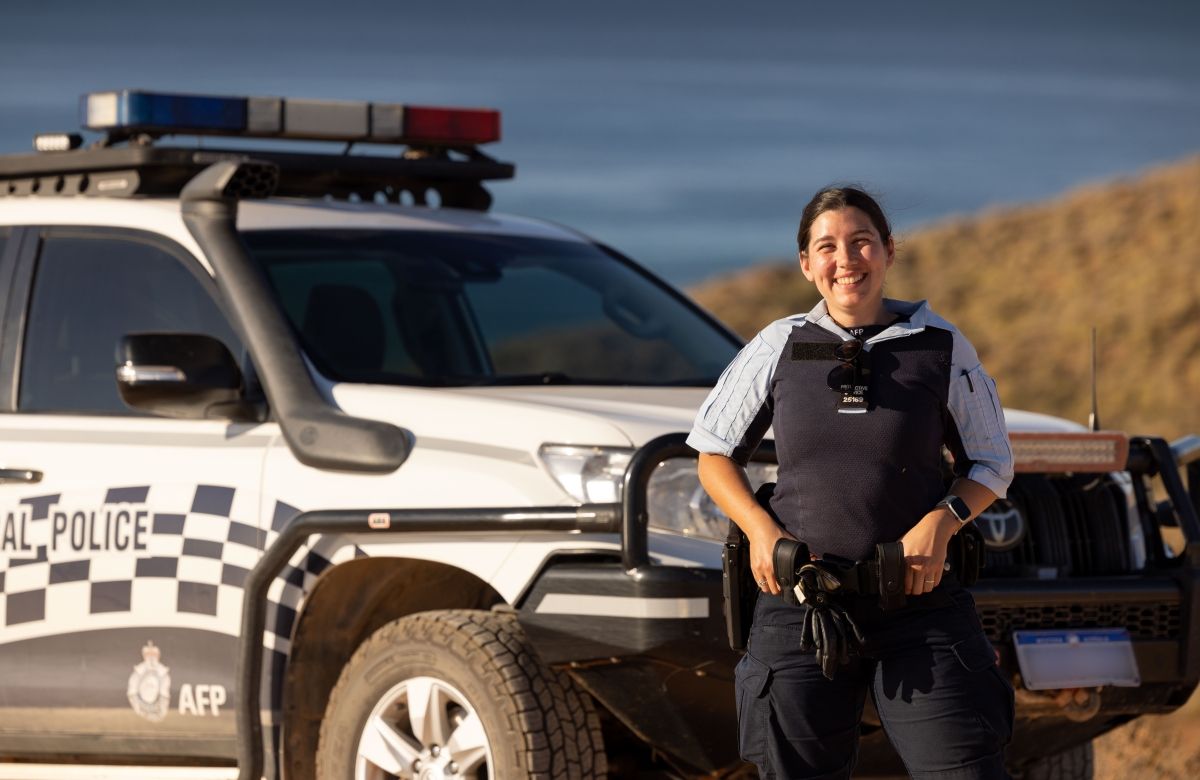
[874,541,907,611]
[772,537,811,607]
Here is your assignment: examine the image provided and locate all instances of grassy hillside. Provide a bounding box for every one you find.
[690,156,1200,440]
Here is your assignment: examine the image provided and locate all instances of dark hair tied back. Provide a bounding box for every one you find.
[797,186,891,253]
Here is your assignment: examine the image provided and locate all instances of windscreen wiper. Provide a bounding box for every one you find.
[464,372,575,386]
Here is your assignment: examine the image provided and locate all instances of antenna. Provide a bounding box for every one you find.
[1088,327,1100,431]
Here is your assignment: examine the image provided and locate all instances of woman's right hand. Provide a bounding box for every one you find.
[696,453,796,596]
[748,523,797,596]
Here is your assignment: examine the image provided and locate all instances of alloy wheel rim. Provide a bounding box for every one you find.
[355,675,493,780]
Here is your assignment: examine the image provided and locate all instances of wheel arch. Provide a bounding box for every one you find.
[279,556,505,780]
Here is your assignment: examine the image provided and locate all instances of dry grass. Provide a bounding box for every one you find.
[690,156,1200,440]
[1094,693,1200,779]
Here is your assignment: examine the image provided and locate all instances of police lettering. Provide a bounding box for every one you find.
[1,510,33,552]
[51,509,148,552]
[179,683,227,716]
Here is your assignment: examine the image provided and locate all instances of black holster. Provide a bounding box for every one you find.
[721,521,753,651]
[721,482,778,651]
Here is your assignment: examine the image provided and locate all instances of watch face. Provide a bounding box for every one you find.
[946,496,970,522]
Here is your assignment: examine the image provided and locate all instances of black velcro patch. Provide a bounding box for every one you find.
[791,342,838,361]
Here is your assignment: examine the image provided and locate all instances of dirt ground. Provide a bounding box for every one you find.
[1094,693,1200,779]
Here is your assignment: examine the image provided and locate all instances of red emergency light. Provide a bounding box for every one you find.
[404,106,501,145]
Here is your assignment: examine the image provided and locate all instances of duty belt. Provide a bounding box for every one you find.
[772,523,985,611]
[772,539,907,611]
[770,527,986,679]
[718,480,986,666]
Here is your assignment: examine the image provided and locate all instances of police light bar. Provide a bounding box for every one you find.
[1009,432,1130,473]
[81,90,501,146]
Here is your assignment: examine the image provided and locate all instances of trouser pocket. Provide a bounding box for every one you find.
[951,631,1014,747]
[734,651,772,765]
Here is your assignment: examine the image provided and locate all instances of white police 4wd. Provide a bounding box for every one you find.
[0,90,1198,780]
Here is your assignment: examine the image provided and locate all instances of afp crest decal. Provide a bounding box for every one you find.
[127,641,172,722]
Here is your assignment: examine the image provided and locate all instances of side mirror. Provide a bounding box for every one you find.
[116,333,265,422]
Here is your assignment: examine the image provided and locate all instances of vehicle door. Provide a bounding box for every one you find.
[0,227,272,760]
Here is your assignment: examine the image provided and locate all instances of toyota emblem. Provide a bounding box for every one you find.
[976,500,1026,552]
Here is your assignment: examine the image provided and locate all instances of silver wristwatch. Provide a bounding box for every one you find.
[937,494,971,524]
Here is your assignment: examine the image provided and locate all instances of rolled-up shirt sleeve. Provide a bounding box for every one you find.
[686,320,790,464]
[945,331,1015,498]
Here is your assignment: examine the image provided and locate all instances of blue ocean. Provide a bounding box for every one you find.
[1,0,1197,284]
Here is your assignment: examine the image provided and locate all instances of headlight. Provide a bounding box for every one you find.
[647,457,778,542]
[539,445,633,503]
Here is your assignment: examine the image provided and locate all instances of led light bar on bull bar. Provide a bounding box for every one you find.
[1008,432,1129,473]
[81,90,501,145]
[33,133,83,152]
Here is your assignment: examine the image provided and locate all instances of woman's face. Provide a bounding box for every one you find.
[799,206,895,324]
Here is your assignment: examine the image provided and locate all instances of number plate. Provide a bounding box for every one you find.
[1012,628,1141,690]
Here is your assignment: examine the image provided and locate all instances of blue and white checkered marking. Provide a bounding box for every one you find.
[0,484,363,654]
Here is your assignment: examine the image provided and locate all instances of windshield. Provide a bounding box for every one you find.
[242,229,740,386]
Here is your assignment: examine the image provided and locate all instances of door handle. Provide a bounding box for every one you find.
[0,468,42,484]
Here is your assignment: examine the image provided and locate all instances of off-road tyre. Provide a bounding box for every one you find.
[1020,741,1094,780]
[316,609,606,779]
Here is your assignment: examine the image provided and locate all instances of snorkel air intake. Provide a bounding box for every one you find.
[181,160,412,473]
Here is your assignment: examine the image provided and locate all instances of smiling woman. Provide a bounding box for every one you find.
[797,188,895,327]
[689,186,1017,778]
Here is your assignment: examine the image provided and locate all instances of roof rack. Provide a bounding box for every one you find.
[0,90,514,210]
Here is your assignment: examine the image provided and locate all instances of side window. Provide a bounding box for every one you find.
[18,234,243,415]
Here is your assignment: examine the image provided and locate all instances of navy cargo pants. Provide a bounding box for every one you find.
[735,585,1014,779]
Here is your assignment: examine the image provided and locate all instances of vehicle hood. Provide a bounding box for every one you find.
[451,388,1087,438]
[329,382,1084,451]
[451,386,711,444]
[1001,408,1089,433]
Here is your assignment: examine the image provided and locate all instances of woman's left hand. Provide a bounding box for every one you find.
[898,508,960,595]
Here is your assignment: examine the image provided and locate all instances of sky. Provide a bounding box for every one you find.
[2,0,1198,283]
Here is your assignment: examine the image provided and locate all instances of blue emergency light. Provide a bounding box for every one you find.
[79,89,501,145]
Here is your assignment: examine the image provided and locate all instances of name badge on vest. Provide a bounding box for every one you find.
[836,383,869,414]
[792,340,872,413]
[827,339,872,414]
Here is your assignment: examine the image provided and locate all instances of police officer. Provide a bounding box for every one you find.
[688,187,1016,778]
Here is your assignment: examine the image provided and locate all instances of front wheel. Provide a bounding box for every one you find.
[316,609,606,779]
